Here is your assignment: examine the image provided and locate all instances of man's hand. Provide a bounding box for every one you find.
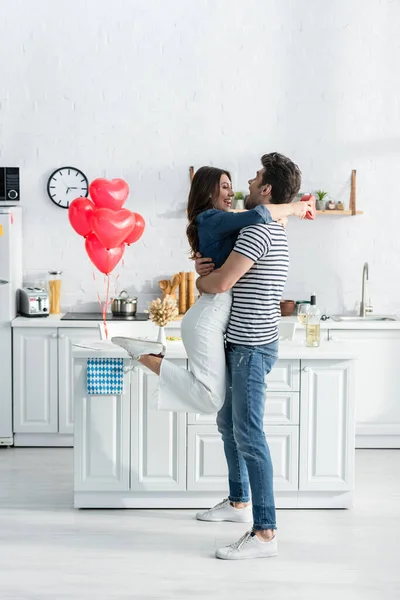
[194,252,215,276]
[276,216,288,228]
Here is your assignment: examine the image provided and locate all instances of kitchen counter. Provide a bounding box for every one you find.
[73,337,356,509]
[12,313,400,330]
[72,338,358,361]
[11,314,180,330]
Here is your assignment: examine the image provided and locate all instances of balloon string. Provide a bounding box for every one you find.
[102,275,110,340]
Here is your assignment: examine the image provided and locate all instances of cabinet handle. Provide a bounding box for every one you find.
[59,334,65,339]
[51,333,57,338]
[302,366,310,373]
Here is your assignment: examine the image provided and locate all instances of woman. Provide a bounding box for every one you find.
[112,167,309,414]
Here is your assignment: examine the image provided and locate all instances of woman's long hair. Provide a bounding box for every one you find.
[186,166,231,259]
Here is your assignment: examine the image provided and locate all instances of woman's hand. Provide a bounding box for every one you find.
[194,252,215,276]
[276,216,288,228]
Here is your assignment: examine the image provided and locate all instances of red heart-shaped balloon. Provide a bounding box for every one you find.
[85,233,125,275]
[89,178,129,210]
[92,208,135,249]
[68,197,95,237]
[124,212,146,245]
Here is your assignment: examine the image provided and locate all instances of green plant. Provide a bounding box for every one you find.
[234,192,244,200]
[315,190,328,202]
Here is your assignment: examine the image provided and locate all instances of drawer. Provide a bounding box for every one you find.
[266,360,300,392]
[187,425,299,492]
[188,392,299,426]
[265,392,299,425]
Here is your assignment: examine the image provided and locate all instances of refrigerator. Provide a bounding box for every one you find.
[0,207,22,445]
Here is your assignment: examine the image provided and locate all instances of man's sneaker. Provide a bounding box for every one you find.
[215,530,278,560]
[196,498,252,523]
[111,337,165,360]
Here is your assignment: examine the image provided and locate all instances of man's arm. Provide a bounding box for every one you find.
[197,250,254,294]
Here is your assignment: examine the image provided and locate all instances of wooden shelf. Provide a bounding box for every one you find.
[317,210,363,216]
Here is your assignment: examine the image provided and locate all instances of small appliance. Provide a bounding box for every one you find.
[0,168,20,203]
[18,287,49,317]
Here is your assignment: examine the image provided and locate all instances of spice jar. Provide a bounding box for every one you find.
[327,200,336,210]
[48,270,63,314]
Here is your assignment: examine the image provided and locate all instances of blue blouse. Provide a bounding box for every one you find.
[196,205,273,268]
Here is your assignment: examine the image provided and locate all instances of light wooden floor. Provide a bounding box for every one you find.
[0,448,399,600]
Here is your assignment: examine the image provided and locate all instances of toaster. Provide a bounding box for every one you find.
[19,287,49,317]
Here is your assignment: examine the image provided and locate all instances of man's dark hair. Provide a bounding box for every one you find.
[260,152,302,204]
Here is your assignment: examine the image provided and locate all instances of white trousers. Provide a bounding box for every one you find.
[155,291,232,414]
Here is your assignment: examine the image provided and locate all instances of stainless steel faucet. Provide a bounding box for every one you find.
[359,262,369,317]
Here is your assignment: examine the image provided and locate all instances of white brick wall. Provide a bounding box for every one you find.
[1,0,400,315]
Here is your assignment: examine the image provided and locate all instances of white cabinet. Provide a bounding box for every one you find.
[130,361,187,491]
[74,358,131,492]
[58,328,100,434]
[187,425,299,492]
[13,326,100,445]
[13,328,59,433]
[328,330,400,448]
[299,360,355,491]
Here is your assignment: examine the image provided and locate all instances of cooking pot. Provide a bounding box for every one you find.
[111,290,137,316]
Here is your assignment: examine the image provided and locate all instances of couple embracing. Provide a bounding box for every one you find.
[113,152,314,560]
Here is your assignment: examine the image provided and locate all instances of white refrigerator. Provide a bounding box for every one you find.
[0,207,22,445]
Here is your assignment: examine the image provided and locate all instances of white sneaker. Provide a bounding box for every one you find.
[111,337,165,360]
[196,498,252,523]
[216,530,278,560]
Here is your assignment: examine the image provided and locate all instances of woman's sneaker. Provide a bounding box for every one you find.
[196,498,252,523]
[111,337,165,360]
[215,530,278,560]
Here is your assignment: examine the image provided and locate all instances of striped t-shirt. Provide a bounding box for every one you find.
[226,223,289,346]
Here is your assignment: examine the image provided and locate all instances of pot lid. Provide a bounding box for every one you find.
[114,290,137,302]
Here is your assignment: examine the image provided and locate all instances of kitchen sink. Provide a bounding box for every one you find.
[331,315,399,322]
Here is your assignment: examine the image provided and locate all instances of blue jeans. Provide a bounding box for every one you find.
[216,341,279,531]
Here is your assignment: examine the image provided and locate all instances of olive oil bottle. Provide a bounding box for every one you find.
[306,294,320,347]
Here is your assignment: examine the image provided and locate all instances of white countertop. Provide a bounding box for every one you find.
[12,314,400,330]
[72,339,357,361]
[11,314,181,329]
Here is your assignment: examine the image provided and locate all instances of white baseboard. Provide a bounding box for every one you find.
[13,433,73,447]
[356,423,400,448]
[356,435,400,448]
[74,490,353,510]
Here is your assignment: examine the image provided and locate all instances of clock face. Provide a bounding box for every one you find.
[47,167,89,209]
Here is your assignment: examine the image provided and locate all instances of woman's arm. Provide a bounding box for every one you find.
[204,205,272,240]
[205,202,308,241]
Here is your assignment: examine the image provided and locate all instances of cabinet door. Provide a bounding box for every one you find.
[187,425,298,492]
[329,330,400,448]
[299,360,355,491]
[74,358,131,491]
[58,327,100,434]
[13,328,58,433]
[130,361,187,491]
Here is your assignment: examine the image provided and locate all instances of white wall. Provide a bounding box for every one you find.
[1,0,400,314]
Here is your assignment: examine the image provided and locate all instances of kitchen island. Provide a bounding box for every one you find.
[73,338,356,510]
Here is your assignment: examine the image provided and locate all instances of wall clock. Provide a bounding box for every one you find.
[47,166,89,209]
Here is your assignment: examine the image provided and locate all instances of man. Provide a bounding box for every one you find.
[194,152,302,560]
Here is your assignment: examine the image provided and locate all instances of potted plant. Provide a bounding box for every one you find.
[233,191,245,209]
[315,190,328,211]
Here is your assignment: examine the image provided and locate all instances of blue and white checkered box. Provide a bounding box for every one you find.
[87,358,124,395]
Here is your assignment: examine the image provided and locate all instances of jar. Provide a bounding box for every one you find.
[48,270,63,315]
[327,200,336,210]
[337,201,345,211]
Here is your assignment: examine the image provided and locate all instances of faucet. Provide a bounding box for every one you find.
[359,262,369,317]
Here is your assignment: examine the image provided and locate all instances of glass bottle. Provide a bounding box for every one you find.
[306,294,320,347]
[48,270,63,315]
